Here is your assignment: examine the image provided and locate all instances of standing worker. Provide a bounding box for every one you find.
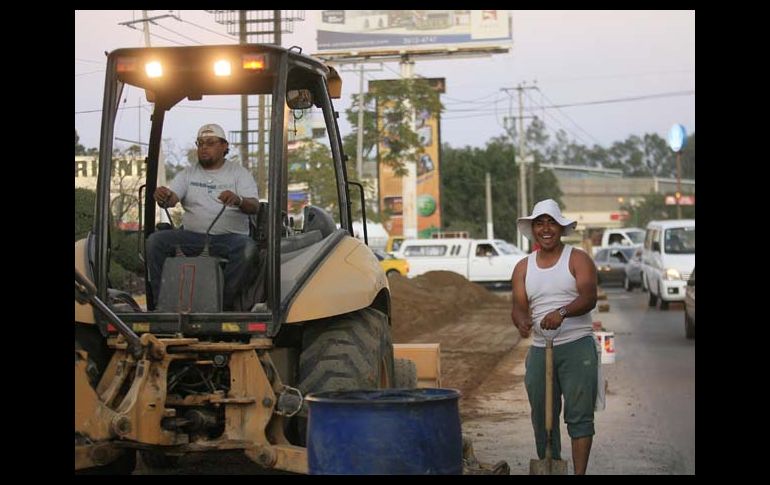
[510,199,598,474]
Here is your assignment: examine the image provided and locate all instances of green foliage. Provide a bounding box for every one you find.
[287,141,341,221]
[440,136,563,242]
[75,187,96,240]
[680,133,695,179]
[621,193,695,228]
[75,129,86,156]
[344,78,444,177]
[110,229,144,274]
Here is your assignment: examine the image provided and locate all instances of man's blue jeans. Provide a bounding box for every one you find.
[146,229,256,310]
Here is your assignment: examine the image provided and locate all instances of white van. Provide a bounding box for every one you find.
[396,238,525,284]
[641,219,695,309]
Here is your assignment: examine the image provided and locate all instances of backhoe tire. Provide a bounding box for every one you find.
[140,450,180,469]
[299,307,394,393]
[295,308,395,445]
[394,358,418,388]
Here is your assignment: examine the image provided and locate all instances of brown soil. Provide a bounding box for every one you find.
[388,271,519,401]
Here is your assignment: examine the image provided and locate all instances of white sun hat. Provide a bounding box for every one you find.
[517,199,577,241]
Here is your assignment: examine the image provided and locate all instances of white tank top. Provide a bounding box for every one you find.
[525,245,594,347]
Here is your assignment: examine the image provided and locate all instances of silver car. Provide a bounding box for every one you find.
[623,247,644,291]
[595,247,637,287]
[684,268,695,339]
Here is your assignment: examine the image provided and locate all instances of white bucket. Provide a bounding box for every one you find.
[594,331,616,364]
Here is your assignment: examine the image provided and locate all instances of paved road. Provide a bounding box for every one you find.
[463,286,695,474]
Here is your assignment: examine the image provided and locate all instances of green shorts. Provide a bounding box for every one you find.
[524,335,598,460]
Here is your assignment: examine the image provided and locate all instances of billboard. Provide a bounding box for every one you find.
[375,78,444,239]
[315,10,511,58]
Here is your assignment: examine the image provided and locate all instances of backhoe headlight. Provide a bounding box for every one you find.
[214,59,232,77]
[145,61,163,78]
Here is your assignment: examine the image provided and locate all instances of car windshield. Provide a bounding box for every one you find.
[664,227,695,254]
[626,230,645,244]
[373,249,393,261]
[494,240,524,255]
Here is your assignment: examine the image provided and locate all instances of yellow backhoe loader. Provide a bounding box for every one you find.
[75,44,438,474]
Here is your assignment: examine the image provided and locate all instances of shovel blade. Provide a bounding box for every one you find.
[529,458,569,475]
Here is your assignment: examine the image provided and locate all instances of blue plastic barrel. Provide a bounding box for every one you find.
[305,388,463,475]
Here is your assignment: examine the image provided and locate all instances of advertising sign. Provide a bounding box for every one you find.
[315,10,511,58]
[375,78,444,238]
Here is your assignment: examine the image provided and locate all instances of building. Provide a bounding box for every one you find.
[541,164,695,232]
[75,154,168,231]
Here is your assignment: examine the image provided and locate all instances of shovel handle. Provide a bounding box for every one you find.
[545,337,554,432]
[544,337,555,461]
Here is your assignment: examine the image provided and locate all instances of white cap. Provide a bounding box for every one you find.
[197,123,227,141]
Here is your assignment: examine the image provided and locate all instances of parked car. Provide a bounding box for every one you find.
[684,268,695,339]
[641,219,695,310]
[624,247,644,291]
[373,248,409,277]
[594,246,637,287]
[395,238,525,284]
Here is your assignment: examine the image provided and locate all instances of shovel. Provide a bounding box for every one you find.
[529,331,569,475]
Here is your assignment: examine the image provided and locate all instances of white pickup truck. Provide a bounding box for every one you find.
[591,227,645,256]
[395,238,526,284]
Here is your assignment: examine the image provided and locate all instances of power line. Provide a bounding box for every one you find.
[75,70,105,78]
[546,90,694,109]
[528,88,600,146]
[176,14,237,40]
[154,22,204,45]
[75,57,104,64]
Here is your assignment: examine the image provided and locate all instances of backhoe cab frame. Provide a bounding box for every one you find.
[76,44,360,474]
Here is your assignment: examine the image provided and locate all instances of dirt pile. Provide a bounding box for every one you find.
[389,271,501,342]
[388,271,520,399]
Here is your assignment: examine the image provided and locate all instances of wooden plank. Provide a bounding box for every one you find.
[393,343,441,388]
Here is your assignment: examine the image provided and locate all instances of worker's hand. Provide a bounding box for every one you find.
[513,315,533,338]
[154,186,177,208]
[218,190,242,207]
[540,310,565,331]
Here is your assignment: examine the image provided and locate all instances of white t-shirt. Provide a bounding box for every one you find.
[170,160,259,235]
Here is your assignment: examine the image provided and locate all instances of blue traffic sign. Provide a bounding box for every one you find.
[668,124,687,152]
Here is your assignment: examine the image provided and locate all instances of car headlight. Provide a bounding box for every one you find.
[664,268,682,280]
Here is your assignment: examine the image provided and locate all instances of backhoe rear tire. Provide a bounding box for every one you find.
[394,358,418,388]
[299,307,394,393]
[294,308,395,445]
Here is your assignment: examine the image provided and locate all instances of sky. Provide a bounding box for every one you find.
[75,10,695,160]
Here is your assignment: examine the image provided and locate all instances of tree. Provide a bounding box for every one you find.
[344,78,444,177]
[75,129,86,156]
[621,193,694,228]
[440,136,563,242]
[75,187,96,240]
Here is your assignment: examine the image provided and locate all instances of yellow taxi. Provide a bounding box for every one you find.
[373,248,409,277]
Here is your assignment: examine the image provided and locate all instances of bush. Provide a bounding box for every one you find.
[75,188,96,240]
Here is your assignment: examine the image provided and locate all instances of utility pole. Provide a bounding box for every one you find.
[517,85,527,251]
[141,10,152,47]
[485,172,494,239]
[239,11,249,171]
[400,55,418,240]
[502,83,537,251]
[356,64,365,179]
[340,63,383,179]
[210,10,305,196]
